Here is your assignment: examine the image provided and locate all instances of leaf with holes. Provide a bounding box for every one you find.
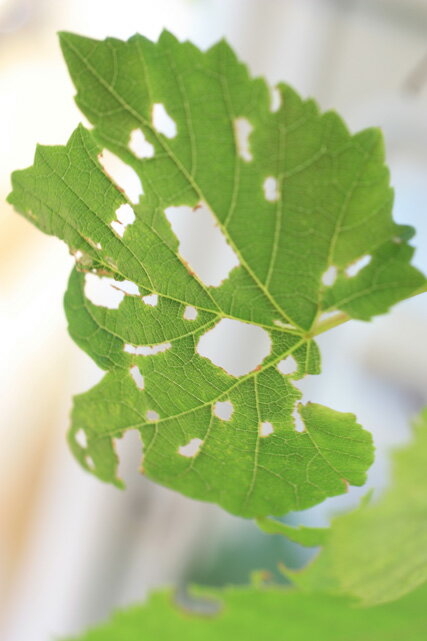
[8,31,426,517]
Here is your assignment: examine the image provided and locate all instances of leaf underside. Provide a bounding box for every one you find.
[8,31,425,517]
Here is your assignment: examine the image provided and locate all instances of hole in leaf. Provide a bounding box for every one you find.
[152,103,177,138]
[263,176,279,202]
[270,86,281,112]
[98,149,143,204]
[116,203,135,225]
[110,220,127,237]
[116,281,140,295]
[317,310,341,325]
[234,117,253,162]
[124,342,171,356]
[214,400,234,421]
[178,437,203,458]
[292,404,305,433]
[75,429,87,449]
[183,305,198,320]
[164,202,239,287]
[86,455,95,470]
[111,203,136,238]
[116,430,144,483]
[277,355,298,376]
[84,274,138,308]
[130,365,144,390]
[321,265,337,287]
[128,128,154,158]
[259,421,274,437]
[197,319,271,377]
[346,255,371,277]
[111,222,126,238]
[146,409,159,421]
[142,293,158,307]
[88,240,102,250]
[273,319,295,330]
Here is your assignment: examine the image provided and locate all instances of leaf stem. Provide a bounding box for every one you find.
[310,312,351,337]
[310,281,427,338]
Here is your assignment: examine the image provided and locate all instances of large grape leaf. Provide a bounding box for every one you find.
[8,31,425,517]
[65,582,427,641]
[284,408,427,605]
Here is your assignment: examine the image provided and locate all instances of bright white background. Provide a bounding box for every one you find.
[1,1,427,639]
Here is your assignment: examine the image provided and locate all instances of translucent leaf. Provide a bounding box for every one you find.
[286,408,427,605]
[64,582,427,640]
[255,516,329,547]
[8,31,425,517]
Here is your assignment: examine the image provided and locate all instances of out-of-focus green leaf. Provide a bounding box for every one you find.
[286,408,427,606]
[256,516,329,546]
[65,582,427,641]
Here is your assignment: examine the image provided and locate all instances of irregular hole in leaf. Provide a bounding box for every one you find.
[292,406,305,433]
[259,421,274,437]
[84,273,126,309]
[142,293,158,306]
[152,103,177,138]
[270,86,281,112]
[317,310,342,325]
[277,355,298,376]
[115,280,140,295]
[74,250,83,260]
[146,409,159,421]
[86,455,95,470]
[213,400,234,421]
[110,221,126,238]
[289,378,308,433]
[98,149,143,203]
[130,365,144,390]
[128,128,155,158]
[124,342,171,356]
[75,428,87,449]
[183,305,198,320]
[273,319,295,330]
[197,319,271,377]
[263,176,279,202]
[234,117,253,162]
[116,430,144,482]
[321,265,338,287]
[87,239,102,250]
[164,202,240,287]
[178,437,203,458]
[110,203,136,238]
[346,255,372,277]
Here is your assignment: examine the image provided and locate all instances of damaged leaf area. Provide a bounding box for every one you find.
[8,31,425,517]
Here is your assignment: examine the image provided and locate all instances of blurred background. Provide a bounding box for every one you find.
[1,0,427,639]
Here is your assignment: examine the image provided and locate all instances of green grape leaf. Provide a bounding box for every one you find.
[255,516,329,547]
[8,31,425,517]
[65,582,427,641]
[285,408,427,605]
